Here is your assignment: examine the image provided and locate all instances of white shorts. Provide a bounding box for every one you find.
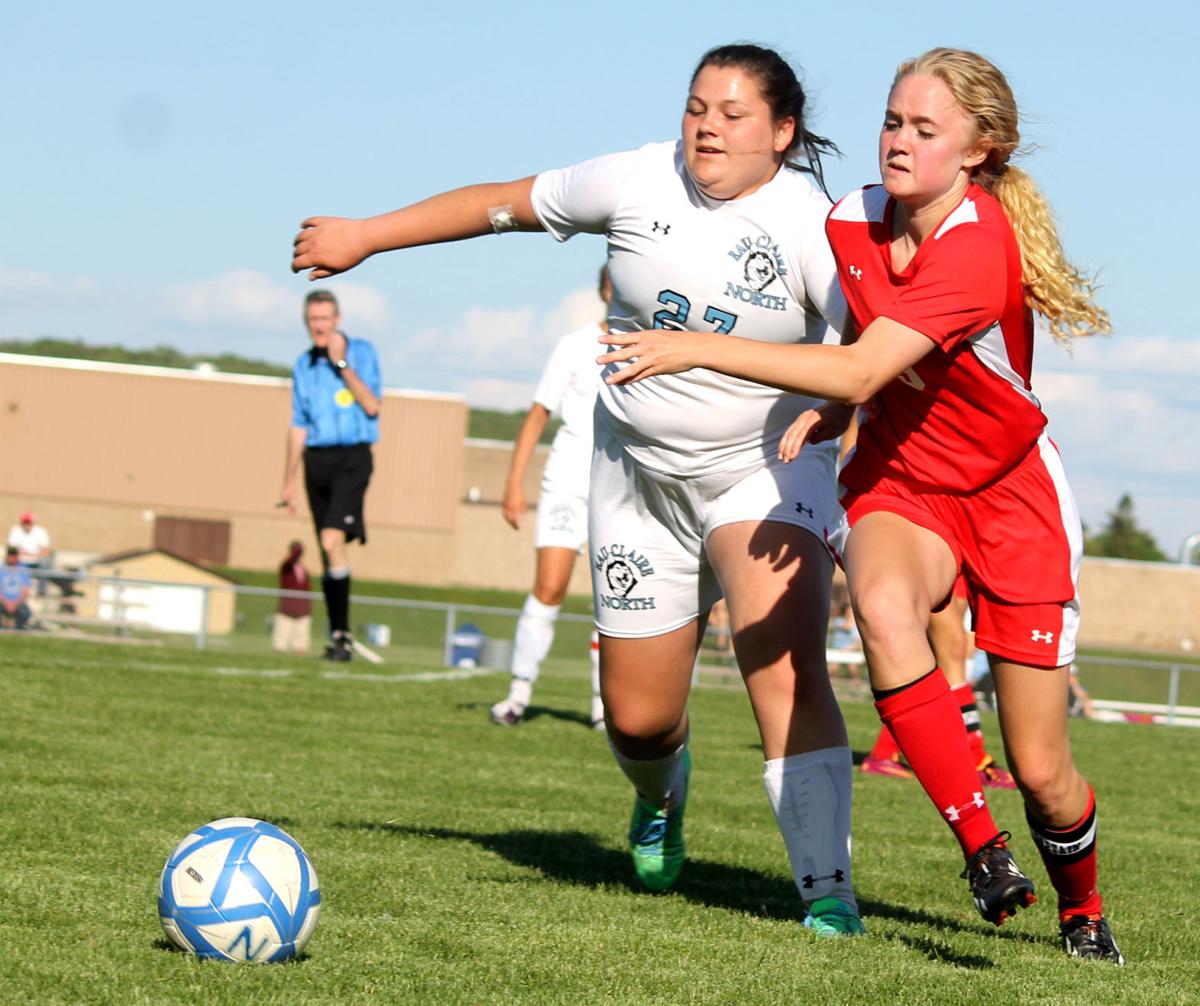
[534,486,589,552]
[589,420,837,638]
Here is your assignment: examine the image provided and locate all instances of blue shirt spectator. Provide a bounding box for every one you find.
[1,547,32,629]
[291,335,381,447]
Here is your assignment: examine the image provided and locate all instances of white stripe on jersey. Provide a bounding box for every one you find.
[828,185,888,224]
[968,321,1042,411]
[933,197,980,240]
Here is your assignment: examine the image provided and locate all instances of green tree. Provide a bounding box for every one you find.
[1084,494,1167,561]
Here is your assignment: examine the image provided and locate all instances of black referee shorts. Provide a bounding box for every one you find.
[303,443,373,545]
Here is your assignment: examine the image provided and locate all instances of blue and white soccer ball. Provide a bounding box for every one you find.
[157,817,320,963]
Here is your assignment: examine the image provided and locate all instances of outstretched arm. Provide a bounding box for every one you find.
[598,316,935,406]
[292,177,543,280]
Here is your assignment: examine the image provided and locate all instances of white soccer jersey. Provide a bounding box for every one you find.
[533,322,602,498]
[531,140,847,480]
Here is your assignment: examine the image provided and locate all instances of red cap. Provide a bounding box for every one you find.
[19,511,34,523]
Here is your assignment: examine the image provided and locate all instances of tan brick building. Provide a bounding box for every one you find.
[0,352,1193,650]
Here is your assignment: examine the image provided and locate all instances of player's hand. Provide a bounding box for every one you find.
[502,486,526,530]
[777,402,855,462]
[278,480,298,515]
[598,330,711,384]
[327,330,348,365]
[292,217,372,279]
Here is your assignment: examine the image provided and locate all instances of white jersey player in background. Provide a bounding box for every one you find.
[490,267,612,729]
[292,43,864,936]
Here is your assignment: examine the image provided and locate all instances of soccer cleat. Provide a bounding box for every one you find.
[803,896,866,937]
[628,750,689,892]
[961,831,1037,926]
[591,717,606,732]
[977,756,1018,790]
[1060,914,1125,965]
[321,633,353,662]
[859,756,912,780]
[488,698,526,726]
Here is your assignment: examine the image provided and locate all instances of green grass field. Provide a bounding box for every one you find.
[2,633,1197,1005]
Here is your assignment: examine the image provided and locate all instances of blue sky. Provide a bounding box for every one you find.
[4,2,1198,555]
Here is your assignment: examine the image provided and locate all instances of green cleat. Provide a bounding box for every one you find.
[803,897,866,937]
[628,750,689,892]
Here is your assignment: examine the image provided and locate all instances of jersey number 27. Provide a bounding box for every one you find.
[653,290,738,334]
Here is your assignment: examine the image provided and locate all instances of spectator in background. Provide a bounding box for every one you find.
[273,540,312,656]
[8,511,51,597]
[0,546,33,629]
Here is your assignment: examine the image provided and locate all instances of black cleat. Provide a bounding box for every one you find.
[1061,914,1125,965]
[961,831,1037,926]
[322,633,353,662]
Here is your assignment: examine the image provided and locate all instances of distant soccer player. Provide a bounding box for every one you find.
[599,47,1122,962]
[490,267,612,729]
[278,289,381,662]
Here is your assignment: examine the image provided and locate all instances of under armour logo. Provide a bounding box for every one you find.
[795,502,814,518]
[652,221,671,235]
[801,869,846,888]
[1031,629,1055,643]
[943,792,986,822]
[848,265,863,280]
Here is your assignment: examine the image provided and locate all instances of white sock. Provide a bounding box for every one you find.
[590,632,604,722]
[763,747,857,911]
[609,735,689,812]
[505,677,533,710]
[511,594,559,686]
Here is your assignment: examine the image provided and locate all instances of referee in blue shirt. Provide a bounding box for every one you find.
[279,289,381,661]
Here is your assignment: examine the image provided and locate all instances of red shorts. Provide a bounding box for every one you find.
[830,435,1082,669]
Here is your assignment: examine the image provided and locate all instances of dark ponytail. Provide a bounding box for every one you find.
[691,43,839,197]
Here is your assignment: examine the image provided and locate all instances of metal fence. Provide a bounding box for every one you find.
[17,568,1200,725]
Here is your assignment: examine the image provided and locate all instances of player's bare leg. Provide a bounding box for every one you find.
[706,520,861,934]
[848,512,1034,925]
[991,659,1122,961]
[602,621,701,892]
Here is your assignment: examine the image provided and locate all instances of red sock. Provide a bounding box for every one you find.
[951,682,987,767]
[1027,787,1104,920]
[875,669,1001,857]
[869,723,901,762]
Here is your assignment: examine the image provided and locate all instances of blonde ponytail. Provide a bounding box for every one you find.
[896,49,1110,342]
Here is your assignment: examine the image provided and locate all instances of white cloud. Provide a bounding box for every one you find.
[161,269,296,330]
[159,270,390,334]
[400,285,604,379]
[1034,346,1200,552]
[0,265,98,301]
[455,377,538,411]
[1038,330,1200,378]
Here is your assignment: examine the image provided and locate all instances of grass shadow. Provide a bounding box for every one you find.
[335,819,1008,943]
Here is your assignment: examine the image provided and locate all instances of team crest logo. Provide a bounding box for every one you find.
[335,388,355,408]
[725,233,788,311]
[548,503,576,533]
[605,559,637,597]
[593,543,656,611]
[744,251,778,292]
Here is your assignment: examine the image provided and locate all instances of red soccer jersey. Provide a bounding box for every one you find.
[827,183,1046,493]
